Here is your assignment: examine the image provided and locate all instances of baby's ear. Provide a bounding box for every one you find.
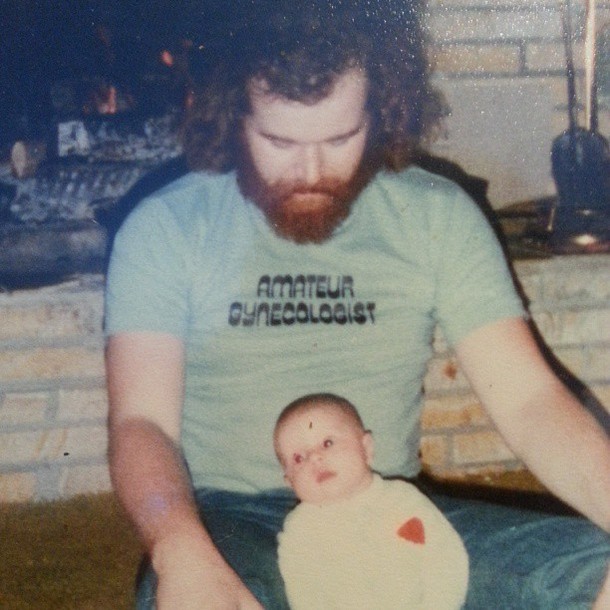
[363,431,374,465]
[283,472,294,489]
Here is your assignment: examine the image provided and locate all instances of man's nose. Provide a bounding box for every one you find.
[297,144,324,185]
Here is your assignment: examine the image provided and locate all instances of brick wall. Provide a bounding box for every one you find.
[1,255,609,502]
[0,277,108,502]
[427,0,610,206]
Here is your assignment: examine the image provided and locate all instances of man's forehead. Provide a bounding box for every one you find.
[245,69,369,140]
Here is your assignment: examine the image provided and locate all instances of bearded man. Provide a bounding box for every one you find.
[105,2,610,609]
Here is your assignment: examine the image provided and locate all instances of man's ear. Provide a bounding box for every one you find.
[363,431,374,466]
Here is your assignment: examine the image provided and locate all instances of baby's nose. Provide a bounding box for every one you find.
[309,448,324,463]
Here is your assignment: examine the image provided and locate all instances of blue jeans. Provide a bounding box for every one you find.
[136,486,610,609]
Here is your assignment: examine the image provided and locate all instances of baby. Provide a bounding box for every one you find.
[274,392,469,610]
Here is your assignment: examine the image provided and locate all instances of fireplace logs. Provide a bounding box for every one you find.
[0,112,182,289]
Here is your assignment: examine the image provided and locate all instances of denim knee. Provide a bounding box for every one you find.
[432,494,610,610]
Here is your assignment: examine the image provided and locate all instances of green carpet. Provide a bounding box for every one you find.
[0,493,142,610]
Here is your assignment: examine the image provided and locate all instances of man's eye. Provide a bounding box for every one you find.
[323,438,333,448]
[329,136,349,147]
[269,138,293,150]
[293,453,303,464]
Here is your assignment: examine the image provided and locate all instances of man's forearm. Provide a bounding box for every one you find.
[108,418,217,562]
[456,318,610,532]
[108,418,263,609]
[499,380,610,532]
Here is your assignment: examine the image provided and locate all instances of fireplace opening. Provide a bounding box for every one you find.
[0,2,207,288]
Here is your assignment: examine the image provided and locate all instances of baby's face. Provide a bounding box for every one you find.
[276,404,374,505]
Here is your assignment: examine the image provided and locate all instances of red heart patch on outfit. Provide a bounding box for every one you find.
[397,517,426,544]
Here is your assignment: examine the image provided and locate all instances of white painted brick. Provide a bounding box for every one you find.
[59,425,109,462]
[0,345,104,381]
[453,430,518,465]
[587,347,610,383]
[0,425,107,464]
[532,309,610,347]
[429,6,560,43]
[57,387,108,421]
[0,392,49,426]
[429,0,540,8]
[539,264,610,306]
[60,463,112,497]
[434,44,521,74]
[422,394,489,431]
[420,435,450,470]
[526,42,570,73]
[0,301,103,343]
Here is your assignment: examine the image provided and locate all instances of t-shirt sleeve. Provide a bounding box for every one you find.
[430,186,525,347]
[104,196,192,338]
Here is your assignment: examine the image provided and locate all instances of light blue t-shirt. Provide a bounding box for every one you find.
[105,166,524,492]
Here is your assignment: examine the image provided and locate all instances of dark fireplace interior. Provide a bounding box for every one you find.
[0,1,234,287]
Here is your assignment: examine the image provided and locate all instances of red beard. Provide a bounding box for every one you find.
[237,150,374,244]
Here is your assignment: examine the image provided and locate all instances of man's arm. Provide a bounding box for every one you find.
[106,331,263,610]
[455,316,610,531]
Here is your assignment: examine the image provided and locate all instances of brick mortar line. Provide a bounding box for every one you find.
[432,73,608,90]
[550,339,610,349]
[432,38,559,48]
[0,376,108,394]
[0,336,104,350]
[0,289,104,307]
[0,455,109,476]
[434,70,528,80]
[429,5,562,14]
[423,419,495,433]
[528,304,610,314]
[443,458,526,472]
[535,340,610,351]
[0,417,108,434]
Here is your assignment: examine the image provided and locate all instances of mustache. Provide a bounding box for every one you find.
[273,178,346,200]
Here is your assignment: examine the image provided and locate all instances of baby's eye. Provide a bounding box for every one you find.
[323,438,333,448]
[293,453,304,464]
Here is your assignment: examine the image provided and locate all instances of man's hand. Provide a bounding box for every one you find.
[153,531,265,610]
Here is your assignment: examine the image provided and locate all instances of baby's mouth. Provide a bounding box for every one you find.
[316,471,337,483]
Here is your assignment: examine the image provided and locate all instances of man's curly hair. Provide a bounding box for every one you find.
[182,0,443,174]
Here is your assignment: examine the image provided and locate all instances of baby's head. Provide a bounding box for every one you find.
[274,393,374,505]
